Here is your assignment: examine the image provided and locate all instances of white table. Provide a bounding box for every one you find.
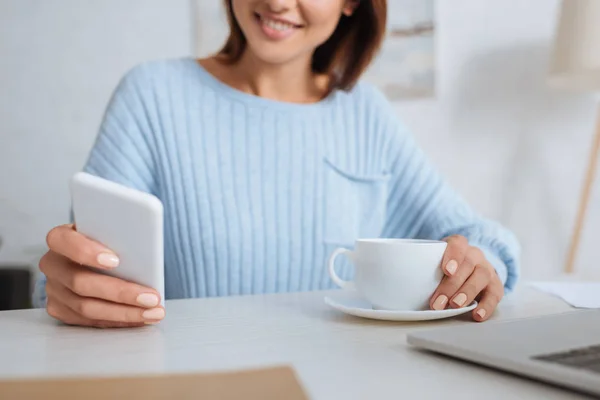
[0,286,587,399]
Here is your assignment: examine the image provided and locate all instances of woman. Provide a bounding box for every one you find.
[35,0,519,327]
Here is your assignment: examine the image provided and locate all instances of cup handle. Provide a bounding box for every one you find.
[328,248,354,289]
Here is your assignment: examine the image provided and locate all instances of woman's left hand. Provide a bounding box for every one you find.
[429,235,505,322]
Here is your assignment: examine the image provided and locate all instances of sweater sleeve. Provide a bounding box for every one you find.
[380,110,520,292]
[32,65,157,308]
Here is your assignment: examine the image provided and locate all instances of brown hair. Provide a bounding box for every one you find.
[218,0,387,95]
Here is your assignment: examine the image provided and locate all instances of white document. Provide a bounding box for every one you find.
[530,282,600,309]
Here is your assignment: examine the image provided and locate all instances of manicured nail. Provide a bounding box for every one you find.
[453,293,467,307]
[136,293,159,308]
[446,260,458,275]
[142,308,165,320]
[97,253,119,268]
[476,308,486,319]
[432,295,448,310]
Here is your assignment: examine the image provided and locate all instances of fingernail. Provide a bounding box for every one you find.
[97,253,119,268]
[136,293,159,308]
[446,260,458,275]
[142,308,165,320]
[453,293,467,307]
[476,308,486,319]
[432,295,448,310]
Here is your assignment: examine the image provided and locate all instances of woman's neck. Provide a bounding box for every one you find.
[203,51,328,104]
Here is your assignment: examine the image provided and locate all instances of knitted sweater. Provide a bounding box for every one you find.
[33,58,519,305]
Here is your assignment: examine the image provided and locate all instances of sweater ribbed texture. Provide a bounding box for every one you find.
[33,58,519,306]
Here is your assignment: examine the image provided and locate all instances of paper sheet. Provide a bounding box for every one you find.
[530,282,600,309]
[0,366,309,400]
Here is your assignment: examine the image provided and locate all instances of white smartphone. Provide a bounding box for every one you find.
[70,172,165,304]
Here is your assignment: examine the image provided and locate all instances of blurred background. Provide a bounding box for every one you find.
[1,0,598,310]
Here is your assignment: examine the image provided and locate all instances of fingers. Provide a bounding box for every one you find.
[449,264,493,308]
[432,239,506,321]
[46,224,119,270]
[430,246,481,310]
[473,280,504,322]
[46,296,145,329]
[429,236,470,310]
[46,280,164,324]
[41,250,165,327]
[42,224,164,329]
[40,251,161,308]
[441,235,468,276]
[46,295,91,326]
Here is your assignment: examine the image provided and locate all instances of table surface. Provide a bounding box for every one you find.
[0,285,589,399]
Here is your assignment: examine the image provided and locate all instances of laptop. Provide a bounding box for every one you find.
[407,310,600,397]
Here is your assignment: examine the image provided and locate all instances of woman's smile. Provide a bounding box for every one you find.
[255,12,303,40]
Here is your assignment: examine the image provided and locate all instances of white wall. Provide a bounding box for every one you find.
[396,0,599,281]
[1,0,598,281]
[0,0,192,269]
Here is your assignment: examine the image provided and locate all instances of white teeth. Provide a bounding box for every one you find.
[260,16,294,32]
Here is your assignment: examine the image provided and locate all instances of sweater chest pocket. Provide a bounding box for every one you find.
[323,158,391,246]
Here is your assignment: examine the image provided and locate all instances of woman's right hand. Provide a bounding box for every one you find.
[39,224,165,328]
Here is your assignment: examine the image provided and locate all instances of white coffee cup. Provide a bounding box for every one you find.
[328,238,447,311]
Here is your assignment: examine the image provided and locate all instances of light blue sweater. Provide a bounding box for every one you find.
[34,58,520,306]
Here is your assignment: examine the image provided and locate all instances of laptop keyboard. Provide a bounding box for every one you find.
[533,344,600,374]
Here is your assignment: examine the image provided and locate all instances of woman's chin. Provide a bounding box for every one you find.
[245,39,315,67]
[246,48,304,67]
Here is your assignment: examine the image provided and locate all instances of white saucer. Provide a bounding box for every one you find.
[324,290,477,322]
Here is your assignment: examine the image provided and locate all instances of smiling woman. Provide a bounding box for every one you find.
[35,0,520,328]
[219,0,386,95]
